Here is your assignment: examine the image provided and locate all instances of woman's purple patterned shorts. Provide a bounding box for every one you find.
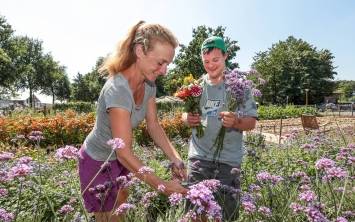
[78,147,129,213]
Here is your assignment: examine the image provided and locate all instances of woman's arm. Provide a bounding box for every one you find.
[109,107,187,194]
[145,97,183,163]
[145,98,187,180]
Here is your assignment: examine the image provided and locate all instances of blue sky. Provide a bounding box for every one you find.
[1,0,354,80]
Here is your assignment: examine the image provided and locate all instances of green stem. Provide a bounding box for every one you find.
[336,176,348,217]
[14,180,23,222]
[327,180,338,215]
[32,176,58,220]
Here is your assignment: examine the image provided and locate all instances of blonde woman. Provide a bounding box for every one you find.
[78,21,187,222]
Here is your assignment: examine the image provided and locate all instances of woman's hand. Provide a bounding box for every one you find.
[163,179,188,196]
[182,112,201,127]
[169,160,187,181]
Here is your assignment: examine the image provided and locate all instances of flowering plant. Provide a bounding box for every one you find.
[213,68,263,160]
[174,74,204,138]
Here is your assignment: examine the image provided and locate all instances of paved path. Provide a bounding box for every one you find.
[261,132,283,144]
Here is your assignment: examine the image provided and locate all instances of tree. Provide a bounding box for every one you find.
[336,80,355,102]
[252,36,336,105]
[11,36,47,107]
[160,25,240,96]
[71,57,106,102]
[0,15,16,96]
[39,53,71,103]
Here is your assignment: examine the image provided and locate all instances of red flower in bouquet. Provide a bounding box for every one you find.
[174,79,204,138]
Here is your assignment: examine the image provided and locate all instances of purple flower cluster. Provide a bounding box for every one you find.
[290,202,329,221]
[315,158,336,170]
[178,210,197,222]
[242,200,256,214]
[258,206,272,217]
[137,166,155,175]
[55,145,79,162]
[114,203,135,215]
[282,129,300,142]
[335,217,348,222]
[186,180,222,219]
[141,191,158,207]
[168,192,183,206]
[256,171,283,185]
[157,184,166,193]
[7,163,32,179]
[28,130,44,142]
[291,171,311,184]
[0,152,14,161]
[304,206,329,222]
[0,208,14,222]
[336,144,355,166]
[18,156,32,164]
[290,202,304,214]
[323,166,347,181]
[106,137,125,150]
[315,157,348,181]
[0,188,8,197]
[58,204,74,215]
[301,143,317,150]
[224,69,255,103]
[299,190,316,202]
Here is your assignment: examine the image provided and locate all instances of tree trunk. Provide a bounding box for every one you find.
[29,88,33,108]
[51,86,55,105]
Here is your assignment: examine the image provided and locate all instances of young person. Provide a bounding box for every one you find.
[183,36,257,221]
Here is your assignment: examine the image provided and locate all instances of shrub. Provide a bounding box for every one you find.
[258,105,317,120]
[53,102,95,113]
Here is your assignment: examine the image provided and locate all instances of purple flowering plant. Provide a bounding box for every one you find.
[213,68,263,160]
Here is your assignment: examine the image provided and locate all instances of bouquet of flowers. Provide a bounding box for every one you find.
[213,68,263,160]
[174,75,204,138]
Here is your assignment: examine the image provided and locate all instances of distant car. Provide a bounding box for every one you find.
[325,103,337,110]
[318,103,337,112]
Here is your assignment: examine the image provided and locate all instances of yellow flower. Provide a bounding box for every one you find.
[183,74,195,85]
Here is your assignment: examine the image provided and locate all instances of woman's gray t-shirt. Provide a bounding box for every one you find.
[84,74,156,161]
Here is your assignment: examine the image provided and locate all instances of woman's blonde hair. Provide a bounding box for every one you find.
[99,21,178,76]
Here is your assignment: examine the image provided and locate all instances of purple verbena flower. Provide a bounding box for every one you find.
[323,167,347,181]
[0,188,8,197]
[304,206,329,222]
[107,138,125,150]
[299,190,316,202]
[55,145,79,161]
[258,206,272,217]
[290,202,304,214]
[18,156,32,164]
[141,191,158,207]
[157,184,166,193]
[336,217,348,222]
[0,152,14,161]
[137,166,154,175]
[0,208,14,222]
[169,192,183,206]
[7,164,32,179]
[28,131,44,142]
[242,201,256,214]
[315,158,336,170]
[114,203,135,215]
[58,204,74,215]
